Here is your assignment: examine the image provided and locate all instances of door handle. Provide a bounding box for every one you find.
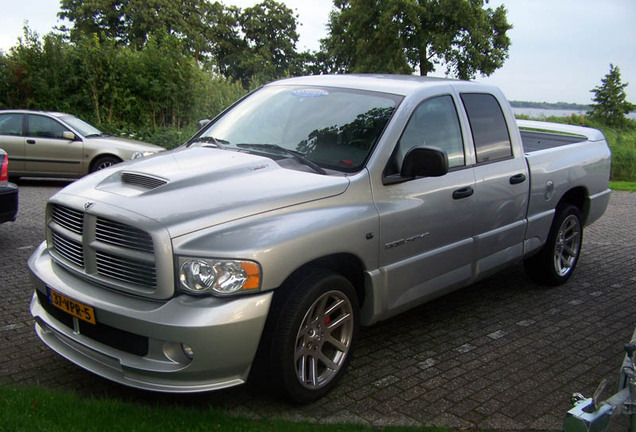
[26,139,36,144]
[509,173,526,185]
[452,186,474,200]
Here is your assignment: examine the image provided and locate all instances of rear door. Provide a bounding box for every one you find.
[375,94,476,312]
[458,92,529,275]
[0,113,26,173]
[25,114,83,176]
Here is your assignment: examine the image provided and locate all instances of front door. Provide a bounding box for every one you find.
[25,114,83,176]
[375,95,476,313]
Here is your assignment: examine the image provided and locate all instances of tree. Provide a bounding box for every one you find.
[589,64,635,127]
[59,0,302,87]
[58,0,237,61]
[219,0,301,88]
[0,26,76,111]
[320,0,512,79]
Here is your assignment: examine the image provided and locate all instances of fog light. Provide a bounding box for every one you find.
[182,344,194,359]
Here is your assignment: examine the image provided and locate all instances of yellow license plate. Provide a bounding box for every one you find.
[47,288,96,325]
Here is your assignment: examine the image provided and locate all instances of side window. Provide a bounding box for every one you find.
[392,95,465,172]
[0,113,24,136]
[460,93,512,163]
[27,115,69,139]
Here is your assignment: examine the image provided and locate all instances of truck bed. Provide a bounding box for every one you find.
[517,119,605,153]
[518,119,611,255]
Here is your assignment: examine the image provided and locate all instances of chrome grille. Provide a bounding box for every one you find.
[121,172,167,190]
[96,251,156,287]
[52,205,83,234]
[96,217,153,253]
[52,232,84,267]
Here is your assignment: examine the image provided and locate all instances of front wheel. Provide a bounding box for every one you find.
[263,270,359,403]
[524,204,583,286]
[90,155,121,172]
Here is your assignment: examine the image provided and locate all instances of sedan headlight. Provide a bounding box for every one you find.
[130,151,156,160]
[178,258,261,296]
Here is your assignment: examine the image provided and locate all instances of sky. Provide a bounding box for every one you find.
[1,0,635,105]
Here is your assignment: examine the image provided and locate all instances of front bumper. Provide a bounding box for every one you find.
[29,242,273,393]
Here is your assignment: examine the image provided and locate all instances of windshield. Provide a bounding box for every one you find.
[60,115,103,137]
[194,85,401,172]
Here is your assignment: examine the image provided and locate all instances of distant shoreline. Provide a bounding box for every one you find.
[509,101,591,111]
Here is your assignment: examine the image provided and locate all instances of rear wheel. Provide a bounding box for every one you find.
[262,270,359,403]
[524,204,583,286]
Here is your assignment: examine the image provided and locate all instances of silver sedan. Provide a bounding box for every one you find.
[0,110,165,178]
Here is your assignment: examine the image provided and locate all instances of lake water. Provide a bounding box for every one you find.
[513,107,636,120]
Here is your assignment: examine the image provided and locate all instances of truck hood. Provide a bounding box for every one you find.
[55,147,350,237]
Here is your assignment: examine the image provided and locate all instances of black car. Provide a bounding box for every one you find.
[0,149,18,223]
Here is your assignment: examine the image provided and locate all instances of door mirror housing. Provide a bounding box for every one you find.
[62,131,76,141]
[198,119,211,129]
[401,146,449,178]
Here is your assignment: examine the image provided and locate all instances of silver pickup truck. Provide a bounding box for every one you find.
[29,75,611,403]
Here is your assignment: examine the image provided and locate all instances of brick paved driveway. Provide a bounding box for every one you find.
[1,180,634,431]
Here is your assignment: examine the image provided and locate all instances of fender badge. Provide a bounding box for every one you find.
[84,202,95,211]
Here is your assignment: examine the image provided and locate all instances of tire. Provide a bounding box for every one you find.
[524,204,583,286]
[90,155,121,172]
[260,269,359,403]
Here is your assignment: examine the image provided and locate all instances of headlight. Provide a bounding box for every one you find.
[130,151,156,160]
[178,258,261,296]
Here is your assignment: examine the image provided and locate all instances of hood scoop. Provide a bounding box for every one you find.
[120,172,168,190]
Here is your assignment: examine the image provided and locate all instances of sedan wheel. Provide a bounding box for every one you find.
[90,156,121,173]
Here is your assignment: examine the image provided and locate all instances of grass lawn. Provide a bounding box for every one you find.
[0,384,447,432]
[610,181,636,191]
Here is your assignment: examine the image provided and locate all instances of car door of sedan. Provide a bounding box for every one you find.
[24,114,83,176]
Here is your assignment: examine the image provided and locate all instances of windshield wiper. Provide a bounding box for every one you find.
[236,143,327,175]
[190,136,229,149]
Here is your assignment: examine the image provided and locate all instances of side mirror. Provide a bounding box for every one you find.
[62,131,76,141]
[198,119,211,129]
[401,147,448,178]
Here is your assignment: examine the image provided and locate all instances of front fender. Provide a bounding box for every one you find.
[171,175,379,291]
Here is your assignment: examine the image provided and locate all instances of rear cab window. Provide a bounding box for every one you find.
[460,93,512,164]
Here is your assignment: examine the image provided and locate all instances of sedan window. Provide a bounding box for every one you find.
[0,113,24,136]
[27,115,70,139]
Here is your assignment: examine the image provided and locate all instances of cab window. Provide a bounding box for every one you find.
[388,95,465,175]
[460,93,512,163]
[27,115,69,139]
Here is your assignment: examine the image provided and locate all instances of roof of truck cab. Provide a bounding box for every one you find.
[269,74,482,96]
